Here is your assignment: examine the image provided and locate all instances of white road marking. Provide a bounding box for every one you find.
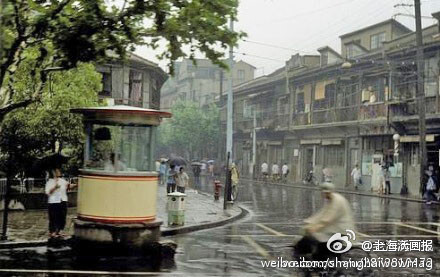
[241,235,272,260]
[394,222,440,235]
[255,223,286,236]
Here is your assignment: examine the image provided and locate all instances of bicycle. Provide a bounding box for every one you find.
[303,170,317,186]
[290,238,374,277]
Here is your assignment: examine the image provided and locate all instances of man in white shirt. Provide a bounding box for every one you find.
[272,163,280,181]
[282,163,289,182]
[351,164,361,189]
[45,170,66,238]
[261,162,269,180]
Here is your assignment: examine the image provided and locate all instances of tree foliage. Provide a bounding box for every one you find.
[0,0,243,122]
[158,101,220,160]
[0,63,101,177]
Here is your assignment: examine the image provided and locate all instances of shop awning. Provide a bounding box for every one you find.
[322,139,342,145]
[300,139,321,145]
[400,135,436,143]
[268,141,282,146]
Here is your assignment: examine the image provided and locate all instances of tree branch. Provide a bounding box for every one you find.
[0,1,26,90]
[0,98,35,118]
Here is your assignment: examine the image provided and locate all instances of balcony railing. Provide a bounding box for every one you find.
[359,102,386,120]
[389,96,439,118]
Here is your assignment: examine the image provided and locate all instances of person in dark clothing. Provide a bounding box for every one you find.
[167,164,177,194]
[192,164,201,189]
[423,169,438,204]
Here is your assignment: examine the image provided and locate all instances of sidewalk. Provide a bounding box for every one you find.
[0,188,243,243]
[245,178,427,204]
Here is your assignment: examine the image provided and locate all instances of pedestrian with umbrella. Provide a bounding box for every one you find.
[42,154,76,238]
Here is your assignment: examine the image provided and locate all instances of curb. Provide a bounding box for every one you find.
[161,204,248,237]
[0,193,249,249]
[243,178,427,204]
[0,240,47,250]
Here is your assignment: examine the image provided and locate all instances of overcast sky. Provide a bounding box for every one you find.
[135,0,440,77]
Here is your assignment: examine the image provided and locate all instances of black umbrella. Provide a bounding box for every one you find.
[34,153,70,172]
[168,155,187,166]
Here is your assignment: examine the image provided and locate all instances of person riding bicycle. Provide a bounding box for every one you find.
[294,182,356,261]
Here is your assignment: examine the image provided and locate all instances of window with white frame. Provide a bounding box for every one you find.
[370,32,386,50]
[243,100,255,118]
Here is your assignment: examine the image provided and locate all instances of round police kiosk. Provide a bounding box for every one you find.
[70,105,171,252]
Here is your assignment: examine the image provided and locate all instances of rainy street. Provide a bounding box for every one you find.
[172,180,440,276]
[1,180,440,276]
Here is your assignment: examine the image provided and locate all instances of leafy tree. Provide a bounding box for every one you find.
[0,63,101,177]
[157,101,220,160]
[0,0,243,124]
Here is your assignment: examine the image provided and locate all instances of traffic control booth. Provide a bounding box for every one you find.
[70,105,171,251]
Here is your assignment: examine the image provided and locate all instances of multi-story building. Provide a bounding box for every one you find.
[223,18,440,197]
[96,53,167,109]
[161,59,255,110]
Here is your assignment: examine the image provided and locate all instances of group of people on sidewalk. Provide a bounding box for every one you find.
[351,163,392,194]
[158,157,241,201]
[164,164,189,194]
[260,161,289,181]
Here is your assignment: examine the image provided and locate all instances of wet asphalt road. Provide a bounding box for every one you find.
[1,180,440,276]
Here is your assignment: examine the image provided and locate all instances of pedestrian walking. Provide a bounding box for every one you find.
[159,160,168,186]
[176,167,189,193]
[167,164,177,194]
[423,170,438,205]
[378,165,386,195]
[231,163,240,200]
[271,163,279,181]
[282,163,289,182]
[351,164,361,189]
[384,166,391,194]
[192,163,201,189]
[45,168,76,238]
[322,167,333,183]
[261,161,269,181]
[208,161,214,180]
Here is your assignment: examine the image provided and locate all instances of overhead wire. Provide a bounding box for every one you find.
[293,0,389,51]
[241,39,315,54]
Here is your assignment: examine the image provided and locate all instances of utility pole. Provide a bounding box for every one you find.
[252,111,257,179]
[226,17,234,160]
[225,16,234,208]
[415,0,427,194]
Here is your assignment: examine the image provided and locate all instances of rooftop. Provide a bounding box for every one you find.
[340,19,412,39]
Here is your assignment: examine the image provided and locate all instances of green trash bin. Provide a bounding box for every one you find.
[167,192,186,226]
